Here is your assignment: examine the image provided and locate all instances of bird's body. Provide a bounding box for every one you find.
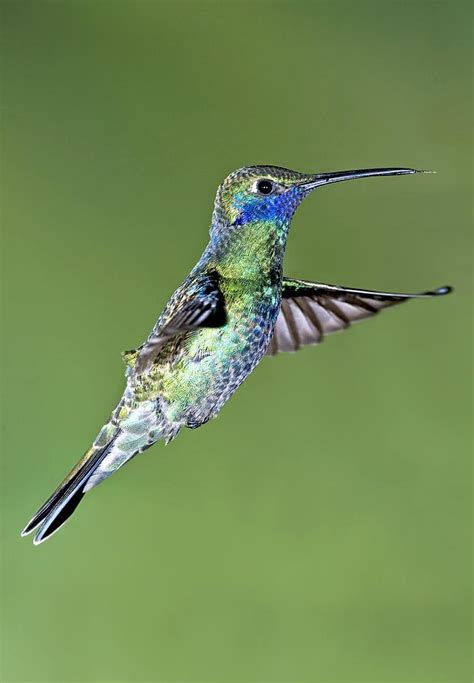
[142,254,281,431]
[22,164,451,544]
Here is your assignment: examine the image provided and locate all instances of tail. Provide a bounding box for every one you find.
[22,397,181,544]
[21,429,121,545]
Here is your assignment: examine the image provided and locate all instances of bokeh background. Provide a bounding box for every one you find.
[1,1,472,681]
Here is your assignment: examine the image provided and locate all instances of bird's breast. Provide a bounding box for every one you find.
[157,282,281,426]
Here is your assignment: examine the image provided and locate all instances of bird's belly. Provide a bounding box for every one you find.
[159,307,277,427]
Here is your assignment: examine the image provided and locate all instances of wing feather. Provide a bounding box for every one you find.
[133,271,227,374]
[267,279,451,355]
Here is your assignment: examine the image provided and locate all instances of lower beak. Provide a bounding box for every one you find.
[300,167,431,191]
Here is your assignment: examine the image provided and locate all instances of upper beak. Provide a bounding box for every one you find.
[299,167,432,191]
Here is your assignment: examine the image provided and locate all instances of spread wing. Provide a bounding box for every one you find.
[132,271,227,374]
[266,277,451,355]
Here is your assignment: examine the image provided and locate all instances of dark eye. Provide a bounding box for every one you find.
[256,179,274,195]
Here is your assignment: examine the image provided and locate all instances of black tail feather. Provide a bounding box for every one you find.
[33,488,85,544]
[22,430,120,544]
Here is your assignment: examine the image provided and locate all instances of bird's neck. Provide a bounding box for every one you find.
[206,218,289,281]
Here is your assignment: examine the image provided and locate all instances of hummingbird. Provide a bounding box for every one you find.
[22,165,451,544]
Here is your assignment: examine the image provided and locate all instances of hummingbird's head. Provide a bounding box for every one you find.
[212,166,312,233]
[211,164,423,238]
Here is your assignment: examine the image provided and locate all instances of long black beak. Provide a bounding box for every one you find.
[300,167,432,191]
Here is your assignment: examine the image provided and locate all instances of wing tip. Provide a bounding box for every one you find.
[431,285,453,296]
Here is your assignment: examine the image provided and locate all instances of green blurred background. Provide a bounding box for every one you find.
[1,1,472,681]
